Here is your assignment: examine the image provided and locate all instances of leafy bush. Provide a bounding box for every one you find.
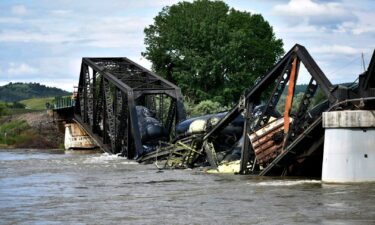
[0,102,10,116]
[0,120,30,145]
[185,99,230,117]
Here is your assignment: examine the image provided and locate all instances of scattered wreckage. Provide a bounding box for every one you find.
[137,44,375,177]
[73,44,375,177]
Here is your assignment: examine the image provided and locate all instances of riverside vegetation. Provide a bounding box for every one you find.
[0,83,69,149]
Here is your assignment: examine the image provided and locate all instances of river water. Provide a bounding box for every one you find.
[0,149,374,225]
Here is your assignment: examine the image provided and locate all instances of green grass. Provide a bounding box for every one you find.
[19,97,55,110]
[0,120,33,145]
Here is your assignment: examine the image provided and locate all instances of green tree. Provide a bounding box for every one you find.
[0,102,9,116]
[143,0,284,105]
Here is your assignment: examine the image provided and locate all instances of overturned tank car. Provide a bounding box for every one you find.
[139,44,375,178]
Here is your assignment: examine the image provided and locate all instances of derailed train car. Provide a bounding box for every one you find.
[138,44,375,178]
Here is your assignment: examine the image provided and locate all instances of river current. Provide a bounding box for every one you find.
[0,149,374,224]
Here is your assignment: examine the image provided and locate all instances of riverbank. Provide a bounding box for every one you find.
[0,111,64,149]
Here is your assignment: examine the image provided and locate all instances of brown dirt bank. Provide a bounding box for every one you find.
[0,111,64,149]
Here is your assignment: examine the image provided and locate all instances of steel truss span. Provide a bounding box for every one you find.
[75,57,186,159]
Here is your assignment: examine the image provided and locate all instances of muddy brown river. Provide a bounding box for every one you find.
[0,149,374,224]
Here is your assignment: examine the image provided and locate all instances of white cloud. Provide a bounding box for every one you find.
[0,30,72,43]
[41,80,76,92]
[90,17,152,33]
[273,0,356,27]
[274,0,342,16]
[311,45,364,56]
[11,5,28,16]
[129,56,152,70]
[336,11,375,35]
[0,16,150,49]
[274,24,320,34]
[0,17,23,24]
[126,0,192,8]
[7,63,38,75]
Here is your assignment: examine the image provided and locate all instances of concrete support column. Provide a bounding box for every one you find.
[322,110,375,183]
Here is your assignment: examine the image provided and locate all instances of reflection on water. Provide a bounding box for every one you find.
[1,149,374,224]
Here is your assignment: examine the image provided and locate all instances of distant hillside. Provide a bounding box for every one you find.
[0,82,71,102]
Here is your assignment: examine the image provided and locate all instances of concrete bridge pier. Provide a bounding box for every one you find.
[322,110,375,183]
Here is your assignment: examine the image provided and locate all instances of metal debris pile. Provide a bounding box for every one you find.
[137,44,375,177]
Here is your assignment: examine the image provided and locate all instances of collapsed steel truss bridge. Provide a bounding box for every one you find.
[56,43,374,177]
[74,57,186,159]
[203,44,375,176]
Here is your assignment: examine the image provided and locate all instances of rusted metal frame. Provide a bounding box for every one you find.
[117,92,128,156]
[237,44,333,174]
[83,64,90,123]
[79,57,186,158]
[239,100,255,174]
[83,58,133,93]
[115,89,127,155]
[364,50,375,89]
[175,89,186,124]
[125,78,160,89]
[112,88,119,154]
[84,58,137,155]
[114,88,121,153]
[284,77,318,148]
[159,94,164,125]
[77,62,85,116]
[103,78,116,153]
[203,45,297,141]
[203,46,297,169]
[82,64,88,123]
[102,76,109,146]
[295,135,324,160]
[127,90,143,158]
[133,90,177,99]
[133,87,176,91]
[87,56,180,90]
[295,46,335,103]
[124,77,157,82]
[126,111,133,158]
[121,57,182,90]
[92,69,97,133]
[94,74,104,136]
[256,56,293,129]
[165,99,177,135]
[283,56,300,135]
[259,116,322,176]
[137,135,200,163]
[85,64,94,126]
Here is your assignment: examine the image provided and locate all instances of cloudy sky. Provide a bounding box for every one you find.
[0,0,374,91]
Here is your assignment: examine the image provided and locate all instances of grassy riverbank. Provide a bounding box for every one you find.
[19,97,55,110]
[0,111,64,149]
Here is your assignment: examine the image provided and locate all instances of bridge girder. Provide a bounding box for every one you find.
[75,57,186,158]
